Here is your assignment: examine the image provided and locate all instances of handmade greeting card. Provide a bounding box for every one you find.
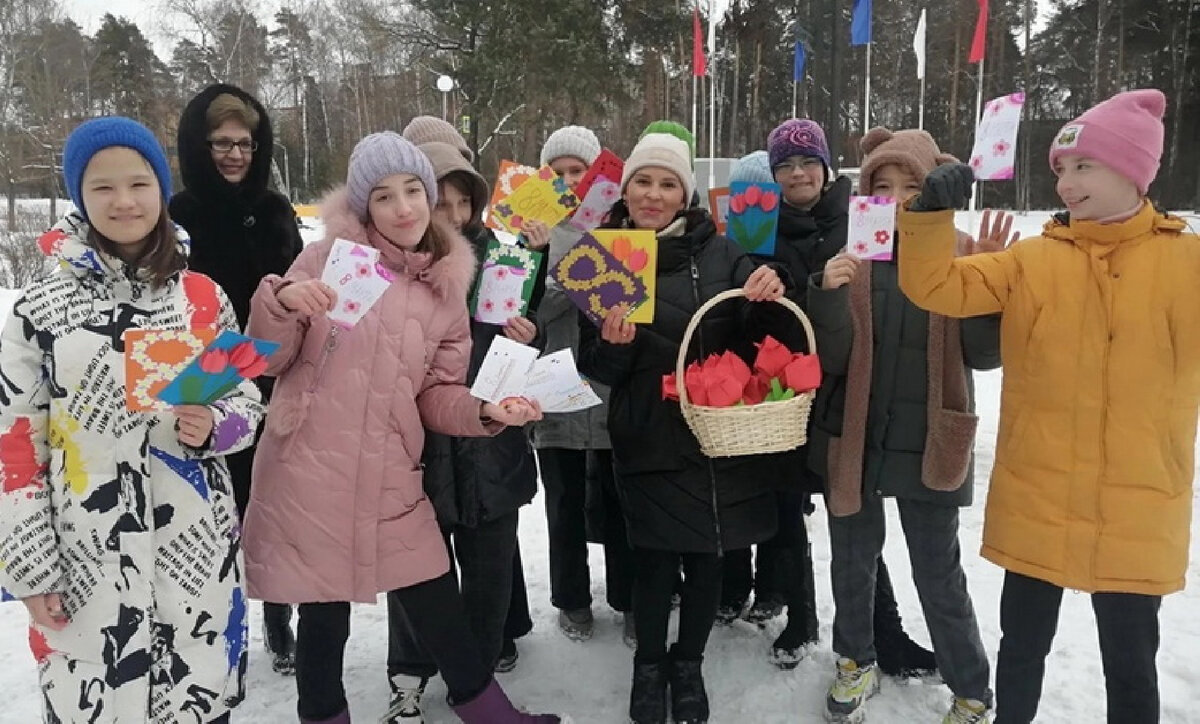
[486,161,537,230]
[470,239,543,324]
[471,338,601,413]
[847,196,898,261]
[567,178,621,232]
[320,238,395,328]
[727,182,781,256]
[708,187,731,234]
[124,328,217,411]
[591,229,657,324]
[573,149,624,201]
[969,92,1025,181]
[156,331,280,406]
[552,233,648,327]
[491,165,579,234]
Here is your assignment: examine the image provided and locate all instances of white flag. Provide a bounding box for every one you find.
[913,9,927,80]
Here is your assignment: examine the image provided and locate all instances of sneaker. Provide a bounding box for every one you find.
[622,612,637,649]
[824,658,880,723]
[744,597,784,627]
[381,674,427,723]
[943,698,992,724]
[557,607,594,642]
[495,638,519,673]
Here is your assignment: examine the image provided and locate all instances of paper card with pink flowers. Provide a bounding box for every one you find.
[727,182,782,256]
[470,238,543,325]
[491,165,579,234]
[567,178,622,232]
[320,238,396,328]
[968,92,1025,181]
[154,330,280,406]
[592,230,657,324]
[123,328,217,411]
[573,149,624,202]
[847,196,898,261]
[486,161,538,230]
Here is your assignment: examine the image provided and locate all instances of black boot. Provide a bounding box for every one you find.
[263,601,296,676]
[769,546,819,669]
[629,659,668,724]
[873,560,937,678]
[668,654,709,724]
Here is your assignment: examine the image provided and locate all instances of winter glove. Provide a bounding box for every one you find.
[909,163,975,212]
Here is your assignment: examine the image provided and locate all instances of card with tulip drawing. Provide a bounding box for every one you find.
[155,330,280,406]
[552,233,648,327]
[591,230,657,324]
[490,164,579,234]
[124,328,218,411]
[847,196,898,261]
[486,160,538,230]
[470,238,544,325]
[727,182,781,256]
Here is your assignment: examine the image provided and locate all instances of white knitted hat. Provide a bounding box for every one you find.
[620,133,696,204]
[539,125,602,167]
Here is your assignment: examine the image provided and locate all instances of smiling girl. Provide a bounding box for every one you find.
[0,117,265,722]
[243,132,562,723]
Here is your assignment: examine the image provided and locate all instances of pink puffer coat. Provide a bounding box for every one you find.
[243,187,498,604]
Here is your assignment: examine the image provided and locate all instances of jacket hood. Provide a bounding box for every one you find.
[317,186,477,300]
[36,212,190,284]
[177,84,276,205]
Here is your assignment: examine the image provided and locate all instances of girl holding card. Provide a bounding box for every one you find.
[806,128,1009,724]
[378,138,542,723]
[579,132,790,724]
[244,131,562,724]
[171,82,305,676]
[0,117,265,722]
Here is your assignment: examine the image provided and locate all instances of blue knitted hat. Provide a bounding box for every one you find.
[63,117,172,221]
[730,151,774,185]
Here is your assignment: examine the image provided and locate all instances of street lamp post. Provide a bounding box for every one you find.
[436,75,454,121]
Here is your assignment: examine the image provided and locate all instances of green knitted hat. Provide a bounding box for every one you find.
[639,121,695,164]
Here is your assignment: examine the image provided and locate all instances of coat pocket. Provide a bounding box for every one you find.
[921,409,978,492]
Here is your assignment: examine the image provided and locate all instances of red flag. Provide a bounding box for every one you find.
[692,7,707,77]
[969,0,989,63]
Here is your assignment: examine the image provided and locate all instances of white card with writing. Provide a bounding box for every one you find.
[470,335,541,405]
[524,349,603,413]
[320,238,395,328]
[847,196,898,262]
[969,92,1025,181]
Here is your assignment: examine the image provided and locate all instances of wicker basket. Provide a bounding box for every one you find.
[676,289,817,458]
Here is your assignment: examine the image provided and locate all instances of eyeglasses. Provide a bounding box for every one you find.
[208,138,258,154]
[774,158,823,174]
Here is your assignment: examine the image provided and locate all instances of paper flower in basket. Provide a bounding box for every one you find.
[753,336,793,378]
[742,373,771,405]
[697,351,752,407]
[782,354,821,393]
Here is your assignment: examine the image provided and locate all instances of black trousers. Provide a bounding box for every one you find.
[633,547,723,663]
[387,512,523,677]
[995,570,1161,724]
[539,447,635,612]
[295,572,490,721]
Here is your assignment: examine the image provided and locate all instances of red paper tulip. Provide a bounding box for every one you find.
[753,335,793,378]
[742,372,770,405]
[662,373,679,401]
[684,362,709,406]
[760,191,779,212]
[238,356,269,379]
[744,185,762,207]
[229,341,258,369]
[729,194,747,215]
[626,248,649,273]
[198,348,230,374]
[783,354,822,393]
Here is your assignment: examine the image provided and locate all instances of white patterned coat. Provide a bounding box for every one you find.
[0,214,264,723]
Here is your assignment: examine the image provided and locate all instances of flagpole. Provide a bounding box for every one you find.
[692,74,698,146]
[863,42,872,130]
[918,76,926,130]
[793,81,798,118]
[969,56,985,212]
[707,0,716,193]
[917,9,927,130]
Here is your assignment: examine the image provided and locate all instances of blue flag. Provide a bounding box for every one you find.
[851,0,872,46]
[793,42,806,82]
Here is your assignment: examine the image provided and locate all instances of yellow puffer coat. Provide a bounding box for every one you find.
[897,204,1200,595]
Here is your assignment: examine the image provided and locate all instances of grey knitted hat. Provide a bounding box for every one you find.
[402,116,473,162]
[730,151,774,185]
[346,132,437,221]
[539,125,602,167]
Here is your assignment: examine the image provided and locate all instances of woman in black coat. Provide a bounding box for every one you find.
[579,132,791,724]
[170,83,304,675]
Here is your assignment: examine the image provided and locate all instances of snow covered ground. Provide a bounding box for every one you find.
[1,211,1198,723]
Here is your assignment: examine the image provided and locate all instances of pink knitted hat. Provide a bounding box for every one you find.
[1048,89,1165,195]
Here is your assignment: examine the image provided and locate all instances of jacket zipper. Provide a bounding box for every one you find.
[307,326,340,393]
[690,257,724,556]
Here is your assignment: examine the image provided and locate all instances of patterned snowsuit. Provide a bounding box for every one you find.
[0,214,264,723]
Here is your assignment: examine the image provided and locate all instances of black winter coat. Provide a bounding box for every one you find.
[169,84,304,331]
[420,225,544,528]
[579,208,799,554]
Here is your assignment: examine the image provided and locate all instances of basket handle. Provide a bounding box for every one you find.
[675,288,819,407]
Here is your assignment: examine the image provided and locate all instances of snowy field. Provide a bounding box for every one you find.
[0,211,1198,723]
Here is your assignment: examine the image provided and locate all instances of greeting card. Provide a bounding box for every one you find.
[847,196,898,261]
[727,182,781,256]
[591,229,656,324]
[124,328,217,411]
[156,331,280,406]
[470,239,543,324]
[552,233,647,326]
